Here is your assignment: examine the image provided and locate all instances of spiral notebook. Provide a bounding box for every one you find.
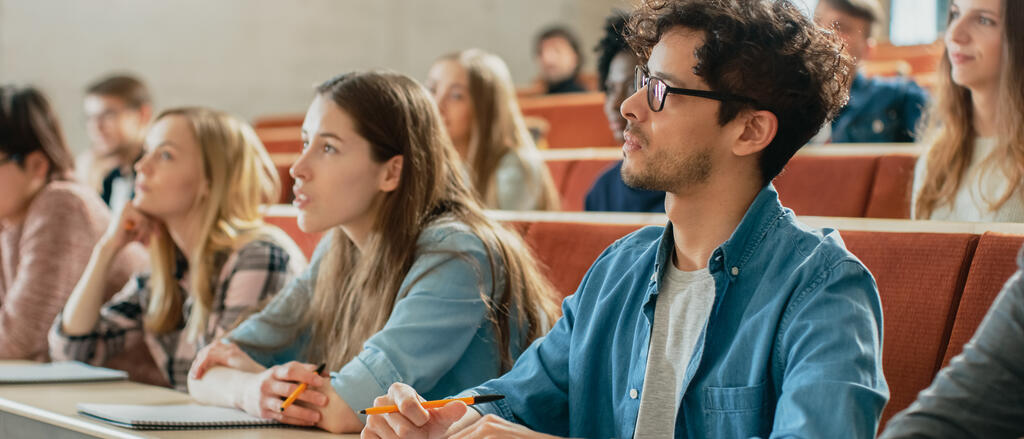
[0,361,128,384]
[77,403,283,430]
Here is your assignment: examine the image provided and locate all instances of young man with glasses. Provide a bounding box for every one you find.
[79,75,153,213]
[362,1,887,438]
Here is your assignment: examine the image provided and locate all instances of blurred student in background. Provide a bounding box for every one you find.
[535,26,587,94]
[427,49,560,211]
[814,0,928,143]
[585,11,666,213]
[79,74,153,213]
[913,0,1024,221]
[0,85,145,361]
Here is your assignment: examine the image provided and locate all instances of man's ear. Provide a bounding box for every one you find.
[23,150,51,181]
[732,110,778,157]
[379,155,403,192]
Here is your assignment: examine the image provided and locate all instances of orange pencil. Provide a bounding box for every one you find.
[279,363,326,412]
[360,394,504,415]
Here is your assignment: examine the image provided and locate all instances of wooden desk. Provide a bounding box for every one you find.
[0,362,356,438]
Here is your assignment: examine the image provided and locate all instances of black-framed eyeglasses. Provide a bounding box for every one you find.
[634,65,759,112]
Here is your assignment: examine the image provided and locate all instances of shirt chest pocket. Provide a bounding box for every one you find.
[703,382,770,438]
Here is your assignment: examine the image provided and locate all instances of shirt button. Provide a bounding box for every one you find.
[731,266,740,276]
[630,389,639,399]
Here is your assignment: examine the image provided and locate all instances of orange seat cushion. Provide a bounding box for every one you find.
[774,155,879,217]
[560,160,617,211]
[941,232,1024,367]
[523,222,647,298]
[841,230,978,428]
[865,154,917,219]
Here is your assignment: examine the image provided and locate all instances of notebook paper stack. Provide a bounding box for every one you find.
[78,403,283,430]
[0,361,128,384]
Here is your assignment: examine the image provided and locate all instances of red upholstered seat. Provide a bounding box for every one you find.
[941,232,1024,366]
[560,160,617,211]
[523,222,646,298]
[519,93,617,149]
[840,230,978,427]
[865,154,917,219]
[774,155,879,217]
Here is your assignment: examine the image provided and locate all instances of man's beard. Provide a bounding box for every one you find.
[621,128,713,192]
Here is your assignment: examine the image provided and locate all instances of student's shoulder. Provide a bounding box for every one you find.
[771,214,869,277]
[25,181,108,229]
[865,75,928,101]
[228,233,299,272]
[592,224,665,264]
[418,217,488,255]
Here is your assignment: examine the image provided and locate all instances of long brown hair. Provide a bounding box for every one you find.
[304,71,559,373]
[145,107,298,341]
[915,0,1024,218]
[437,49,560,210]
[0,85,75,181]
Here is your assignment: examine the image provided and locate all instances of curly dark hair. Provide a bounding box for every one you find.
[595,11,631,92]
[626,0,854,185]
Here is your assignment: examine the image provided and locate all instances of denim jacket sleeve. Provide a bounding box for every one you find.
[335,227,500,423]
[458,281,576,436]
[770,259,888,438]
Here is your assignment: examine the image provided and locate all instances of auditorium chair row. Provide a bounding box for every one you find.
[263,206,1024,431]
[253,92,616,150]
[271,145,926,219]
[520,144,925,217]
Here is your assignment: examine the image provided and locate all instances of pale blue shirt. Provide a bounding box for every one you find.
[227,218,524,422]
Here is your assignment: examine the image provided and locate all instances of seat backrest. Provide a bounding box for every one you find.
[560,159,618,211]
[519,93,616,149]
[941,232,1024,367]
[774,155,879,217]
[840,230,978,427]
[523,221,647,297]
[865,154,917,219]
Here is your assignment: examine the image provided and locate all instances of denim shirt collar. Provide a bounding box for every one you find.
[650,184,787,291]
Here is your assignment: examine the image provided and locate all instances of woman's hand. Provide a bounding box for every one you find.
[189,340,264,380]
[100,203,156,252]
[239,361,328,427]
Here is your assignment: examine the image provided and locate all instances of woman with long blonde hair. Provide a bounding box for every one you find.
[50,107,305,391]
[427,49,560,211]
[187,71,559,433]
[913,0,1024,221]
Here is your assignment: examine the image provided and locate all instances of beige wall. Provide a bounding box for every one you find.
[0,0,628,153]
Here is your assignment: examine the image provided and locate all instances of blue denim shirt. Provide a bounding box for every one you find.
[830,73,928,143]
[227,219,522,423]
[461,185,888,438]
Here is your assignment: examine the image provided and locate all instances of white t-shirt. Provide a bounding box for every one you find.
[633,264,716,438]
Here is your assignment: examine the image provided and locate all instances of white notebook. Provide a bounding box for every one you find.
[0,361,128,384]
[77,403,283,430]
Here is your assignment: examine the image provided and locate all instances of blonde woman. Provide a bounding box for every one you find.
[186,71,559,433]
[50,108,305,391]
[426,49,560,211]
[913,0,1024,221]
